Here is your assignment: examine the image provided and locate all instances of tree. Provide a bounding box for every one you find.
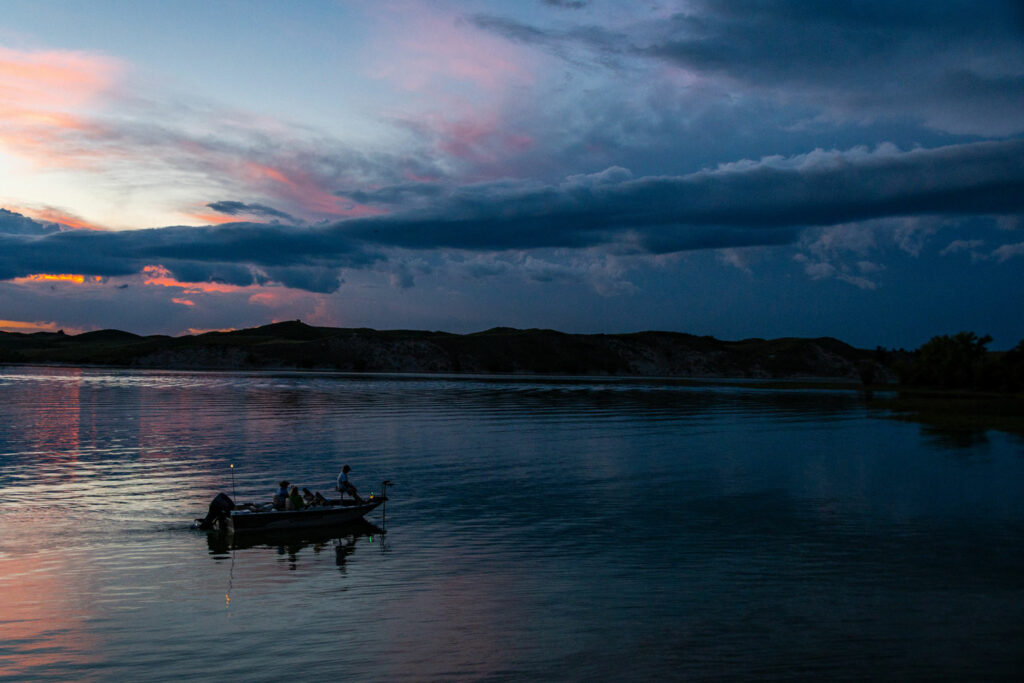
[904,332,992,389]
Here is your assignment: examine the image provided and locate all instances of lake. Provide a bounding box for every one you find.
[1,366,1023,681]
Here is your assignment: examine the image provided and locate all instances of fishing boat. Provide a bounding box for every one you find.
[194,481,391,534]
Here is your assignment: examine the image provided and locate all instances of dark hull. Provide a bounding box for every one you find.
[227,497,385,533]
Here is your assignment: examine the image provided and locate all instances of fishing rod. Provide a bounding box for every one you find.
[380,479,393,528]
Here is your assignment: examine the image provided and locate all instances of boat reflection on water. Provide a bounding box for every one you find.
[206,518,387,569]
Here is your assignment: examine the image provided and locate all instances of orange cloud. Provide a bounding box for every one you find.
[185,212,243,225]
[142,264,252,294]
[10,273,103,285]
[171,297,196,306]
[187,327,236,335]
[0,319,86,334]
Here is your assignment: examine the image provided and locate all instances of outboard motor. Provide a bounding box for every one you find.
[196,492,236,531]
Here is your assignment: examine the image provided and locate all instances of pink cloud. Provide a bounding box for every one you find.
[0,46,121,109]
[369,6,532,94]
[247,289,318,308]
[0,47,121,168]
[7,204,108,230]
[430,114,535,164]
[222,161,382,220]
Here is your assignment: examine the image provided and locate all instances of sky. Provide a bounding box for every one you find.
[1,0,1022,349]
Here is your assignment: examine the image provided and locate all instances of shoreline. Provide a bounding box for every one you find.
[5,361,1020,436]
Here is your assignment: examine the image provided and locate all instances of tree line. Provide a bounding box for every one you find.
[876,332,1024,392]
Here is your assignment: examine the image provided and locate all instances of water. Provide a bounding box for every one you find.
[1,366,1022,681]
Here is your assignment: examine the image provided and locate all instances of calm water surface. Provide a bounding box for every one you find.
[1,366,1023,681]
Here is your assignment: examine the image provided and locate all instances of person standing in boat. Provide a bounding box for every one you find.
[336,464,364,503]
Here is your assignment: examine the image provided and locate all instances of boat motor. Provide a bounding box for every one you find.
[196,492,236,531]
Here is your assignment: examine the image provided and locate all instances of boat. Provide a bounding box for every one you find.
[194,481,391,534]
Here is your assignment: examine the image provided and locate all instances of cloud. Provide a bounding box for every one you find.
[339,139,1024,253]
[992,242,1024,262]
[0,46,122,168]
[0,318,84,334]
[0,208,58,236]
[543,0,588,8]
[0,43,444,226]
[2,138,1022,294]
[338,182,446,209]
[0,219,379,293]
[205,200,300,224]
[475,1,1024,136]
[940,239,985,256]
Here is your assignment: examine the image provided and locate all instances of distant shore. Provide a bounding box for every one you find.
[1,320,893,382]
[3,327,1021,435]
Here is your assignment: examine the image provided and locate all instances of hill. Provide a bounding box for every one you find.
[0,321,891,381]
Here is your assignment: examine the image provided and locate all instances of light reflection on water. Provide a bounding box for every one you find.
[1,366,1023,681]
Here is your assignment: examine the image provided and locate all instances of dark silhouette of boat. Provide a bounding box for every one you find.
[194,482,390,534]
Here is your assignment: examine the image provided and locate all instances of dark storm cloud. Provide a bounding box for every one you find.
[543,0,587,9]
[339,139,1024,253]
[337,182,446,208]
[0,209,59,236]
[0,221,378,293]
[3,139,1022,290]
[206,201,299,224]
[475,0,1024,135]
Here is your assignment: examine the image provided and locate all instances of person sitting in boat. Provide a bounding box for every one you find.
[314,491,330,506]
[287,485,305,510]
[302,487,317,506]
[273,480,290,510]
[336,464,364,503]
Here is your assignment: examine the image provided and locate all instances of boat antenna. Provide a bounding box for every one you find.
[230,463,236,500]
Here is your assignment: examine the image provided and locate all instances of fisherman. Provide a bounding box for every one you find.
[336,464,364,503]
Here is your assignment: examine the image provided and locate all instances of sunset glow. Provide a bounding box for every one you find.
[142,265,255,294]
[12,273,102,285]
[0,319,66,333]
[0,2,1021,346]
[11,205,108,230]
[1,4,1024,679]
